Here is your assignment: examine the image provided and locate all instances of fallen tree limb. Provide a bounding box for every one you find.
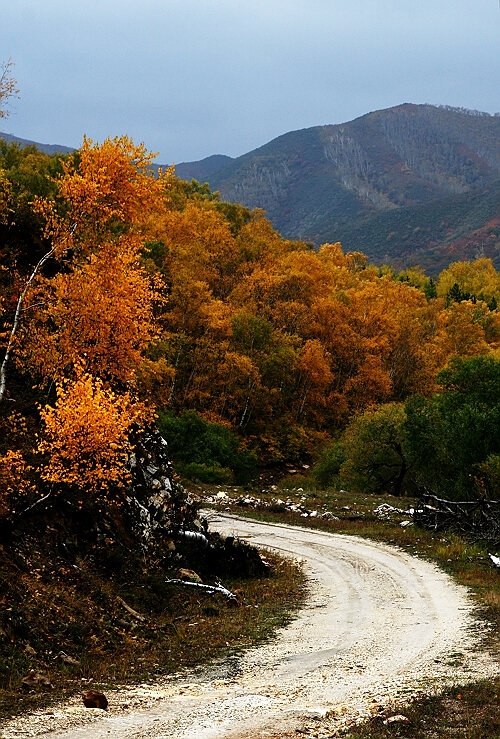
[165,578,237,600]
[116,596,146,622]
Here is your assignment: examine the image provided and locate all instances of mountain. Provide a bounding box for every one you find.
[175,154,233,182]
[0,131,74,155]
[3,104,500,271]
[172,104,500,271]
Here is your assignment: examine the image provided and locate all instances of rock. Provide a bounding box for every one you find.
[400,520,413,528]
[21,671,53,691]
[82,690,108,710]
[383,714,410,725]
[58,651,80,665]
[178,568,202,583]
[489,553,500,568]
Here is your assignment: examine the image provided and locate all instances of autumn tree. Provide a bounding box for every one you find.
[0,58,19,119]
[38,371,148,496]
[437,258,500,306]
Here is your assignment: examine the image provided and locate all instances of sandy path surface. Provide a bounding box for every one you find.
[2,513,497,738]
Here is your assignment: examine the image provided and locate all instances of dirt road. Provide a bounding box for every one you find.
[2,513,496,738]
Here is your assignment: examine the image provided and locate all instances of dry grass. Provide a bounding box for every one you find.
[0,544,306,721]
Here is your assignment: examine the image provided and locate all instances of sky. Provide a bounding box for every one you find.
[1,0,499,165]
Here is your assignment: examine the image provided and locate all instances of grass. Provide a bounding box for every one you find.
[190,477,500,737]
[0,541,306,722]
[340,680,500,738]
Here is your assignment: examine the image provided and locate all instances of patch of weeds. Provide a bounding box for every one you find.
[341,679,500,738]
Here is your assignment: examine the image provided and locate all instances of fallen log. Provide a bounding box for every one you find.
[116,596,146,622]
[165,578,237,600]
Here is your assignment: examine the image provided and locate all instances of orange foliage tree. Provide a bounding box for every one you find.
[38,372,148,495]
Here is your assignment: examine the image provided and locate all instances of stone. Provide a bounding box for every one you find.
[178,568,202,583]
[383,714,410,725]
[21,671,53,691]
[58,651,80,665]
[82,690,108,710]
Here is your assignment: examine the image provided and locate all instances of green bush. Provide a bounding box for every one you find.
[178,462,233,485]
[405,356,500,500]
[157,410,257,484]
[339,403,408,495]
[312,442,345,489]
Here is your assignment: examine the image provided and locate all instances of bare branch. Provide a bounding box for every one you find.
[165,578,237,600]
[116,596,146,622]
[0,58,20,119]
[0,246,56,402]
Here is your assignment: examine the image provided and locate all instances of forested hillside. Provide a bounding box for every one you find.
[176,104,500,270]
[0,134,499,494]
[1,104,500,725]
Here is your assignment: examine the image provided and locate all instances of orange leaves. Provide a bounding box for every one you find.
[0,450,33,515]
[299,339,333,389]
[58,136,173,241]
[19,235,156,383]
[38,372,149,493]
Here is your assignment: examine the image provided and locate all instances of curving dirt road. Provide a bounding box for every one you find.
[2,513,497,738]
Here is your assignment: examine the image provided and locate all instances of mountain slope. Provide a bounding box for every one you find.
[338,179,500,272]
[174,104,500,267]
[0,131,74,155]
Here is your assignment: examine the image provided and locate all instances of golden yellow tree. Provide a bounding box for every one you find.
[38,372,149,494]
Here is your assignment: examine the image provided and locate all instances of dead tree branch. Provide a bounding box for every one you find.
[165,578,237,600]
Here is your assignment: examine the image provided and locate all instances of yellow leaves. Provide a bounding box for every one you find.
[38,372,150,493]
[317,241,346,267]
[437,258,500,304]
[0,168,12,223]
[58,136,173,239]
[0,450,34,516]
[19,235,156,384]
[434,300,491,362]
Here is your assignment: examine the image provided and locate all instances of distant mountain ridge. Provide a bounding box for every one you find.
[173,104,500,271]
[0,131,74,155]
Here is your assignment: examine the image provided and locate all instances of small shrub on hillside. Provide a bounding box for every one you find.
[312,442,345,489]
[158,410,257,484]
[178,461,233,485]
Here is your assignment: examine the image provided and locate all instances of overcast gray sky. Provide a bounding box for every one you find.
[1,0,499,165]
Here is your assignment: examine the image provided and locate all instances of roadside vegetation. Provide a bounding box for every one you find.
[0,535,305,721]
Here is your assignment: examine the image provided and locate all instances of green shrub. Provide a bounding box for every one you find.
[178,462,233,485]
[339,403,408,495]
[405,356,500,500]
[312,442,345,489]
[157,410,257,484]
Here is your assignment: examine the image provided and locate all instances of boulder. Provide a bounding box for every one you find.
[82,690,108,710]
[21,671,53,691]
